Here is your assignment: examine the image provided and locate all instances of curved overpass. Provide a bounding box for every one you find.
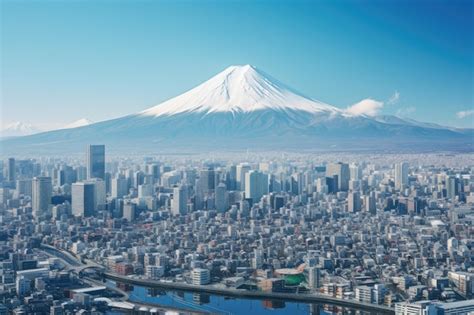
[104,272,394,314]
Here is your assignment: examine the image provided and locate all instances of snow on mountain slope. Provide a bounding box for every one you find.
[63,118,93,129]
[140,65,342,116]
[1,65,472,154]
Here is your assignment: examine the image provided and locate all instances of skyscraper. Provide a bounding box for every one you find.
[72,182,95,217]
[348,191,361,212]
[172,184,188,216]
[326,162,350,191]
[245,170,269,203]
[308,266,321,289]
[446,176,458,200]
[86,178,106,210]
[111,176,129,198]
[395,162,409,190]
[5,158,16,182]
[86,145,105,180]
[32,177,52,217]
[236,163,251,191]
[198,168,215,193]
[365,193,376,215]
[215,182,228,213]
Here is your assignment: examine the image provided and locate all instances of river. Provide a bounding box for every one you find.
[110,280,382,315]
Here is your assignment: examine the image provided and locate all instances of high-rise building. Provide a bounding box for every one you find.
[245,170,269,203]
[215,182,228,213]
[111,176,129,198]
[348,191,361,212]
[5,158,16,182]
[308,267,321,289]
[236,163,251,191]
[446,176,458,200]
[365,194,376,215]
[16,179,32,197]
[198,168,215,193]
[86,144,105,180]
[72,182,95,217]
[349,164,361,181]
[86,178,106,210]
[395,162,409,190]
[32,176,52,217]
[228,165,237,190]
[326,163,350,191]
[252,248,263,269]
[123,202,136,222]
[172,184,188,216]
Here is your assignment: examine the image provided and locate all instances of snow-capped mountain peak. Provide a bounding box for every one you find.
[140,64,341,117]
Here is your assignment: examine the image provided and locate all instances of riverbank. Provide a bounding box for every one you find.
[104,272,394,314]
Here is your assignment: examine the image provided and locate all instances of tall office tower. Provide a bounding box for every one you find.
[252,249,264,269]
[132,170,145,188]
[123,202,136,222]
[138,184,153,198]
[291,172,304,195]
[146,163,160,181]
[5,158,16,182]
[236,163,251,191]
[104,172,112,194]
[86,178,106,210]
[245,170,269,203]
[446,176,458,200]
[228,165,237,190]
[326,162,350,191]
[349,179,360,191]
[16,179,33,197]
[215,182,228,213]
[72,182,95,217]
[111,177,129,198]
[0,188,9,207]
[365,193,376,215]
[349,164,361,181]
[316,177,328,193]
[348,191,361,212]
[326,175,339,193]
[76,166,87,181]
[32,176,52,217]
[198,168,215,193]
[308,266,321,289]
[86,144,105,180]
[394,162,409,190]
[172,184,188,216]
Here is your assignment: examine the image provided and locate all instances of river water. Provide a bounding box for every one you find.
[111,281,379,315]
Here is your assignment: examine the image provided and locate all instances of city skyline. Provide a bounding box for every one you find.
[0,146,473,314]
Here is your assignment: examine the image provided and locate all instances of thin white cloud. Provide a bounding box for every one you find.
[396,106,416,116]
[456,109,474,119]
[387,91,400,105]
[346,98,384,116]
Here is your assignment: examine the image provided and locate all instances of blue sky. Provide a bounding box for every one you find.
[1,0,473,129]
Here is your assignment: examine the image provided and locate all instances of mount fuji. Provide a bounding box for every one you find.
[1,65,472,155]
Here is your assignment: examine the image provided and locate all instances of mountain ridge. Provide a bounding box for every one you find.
[1,65,472,155]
